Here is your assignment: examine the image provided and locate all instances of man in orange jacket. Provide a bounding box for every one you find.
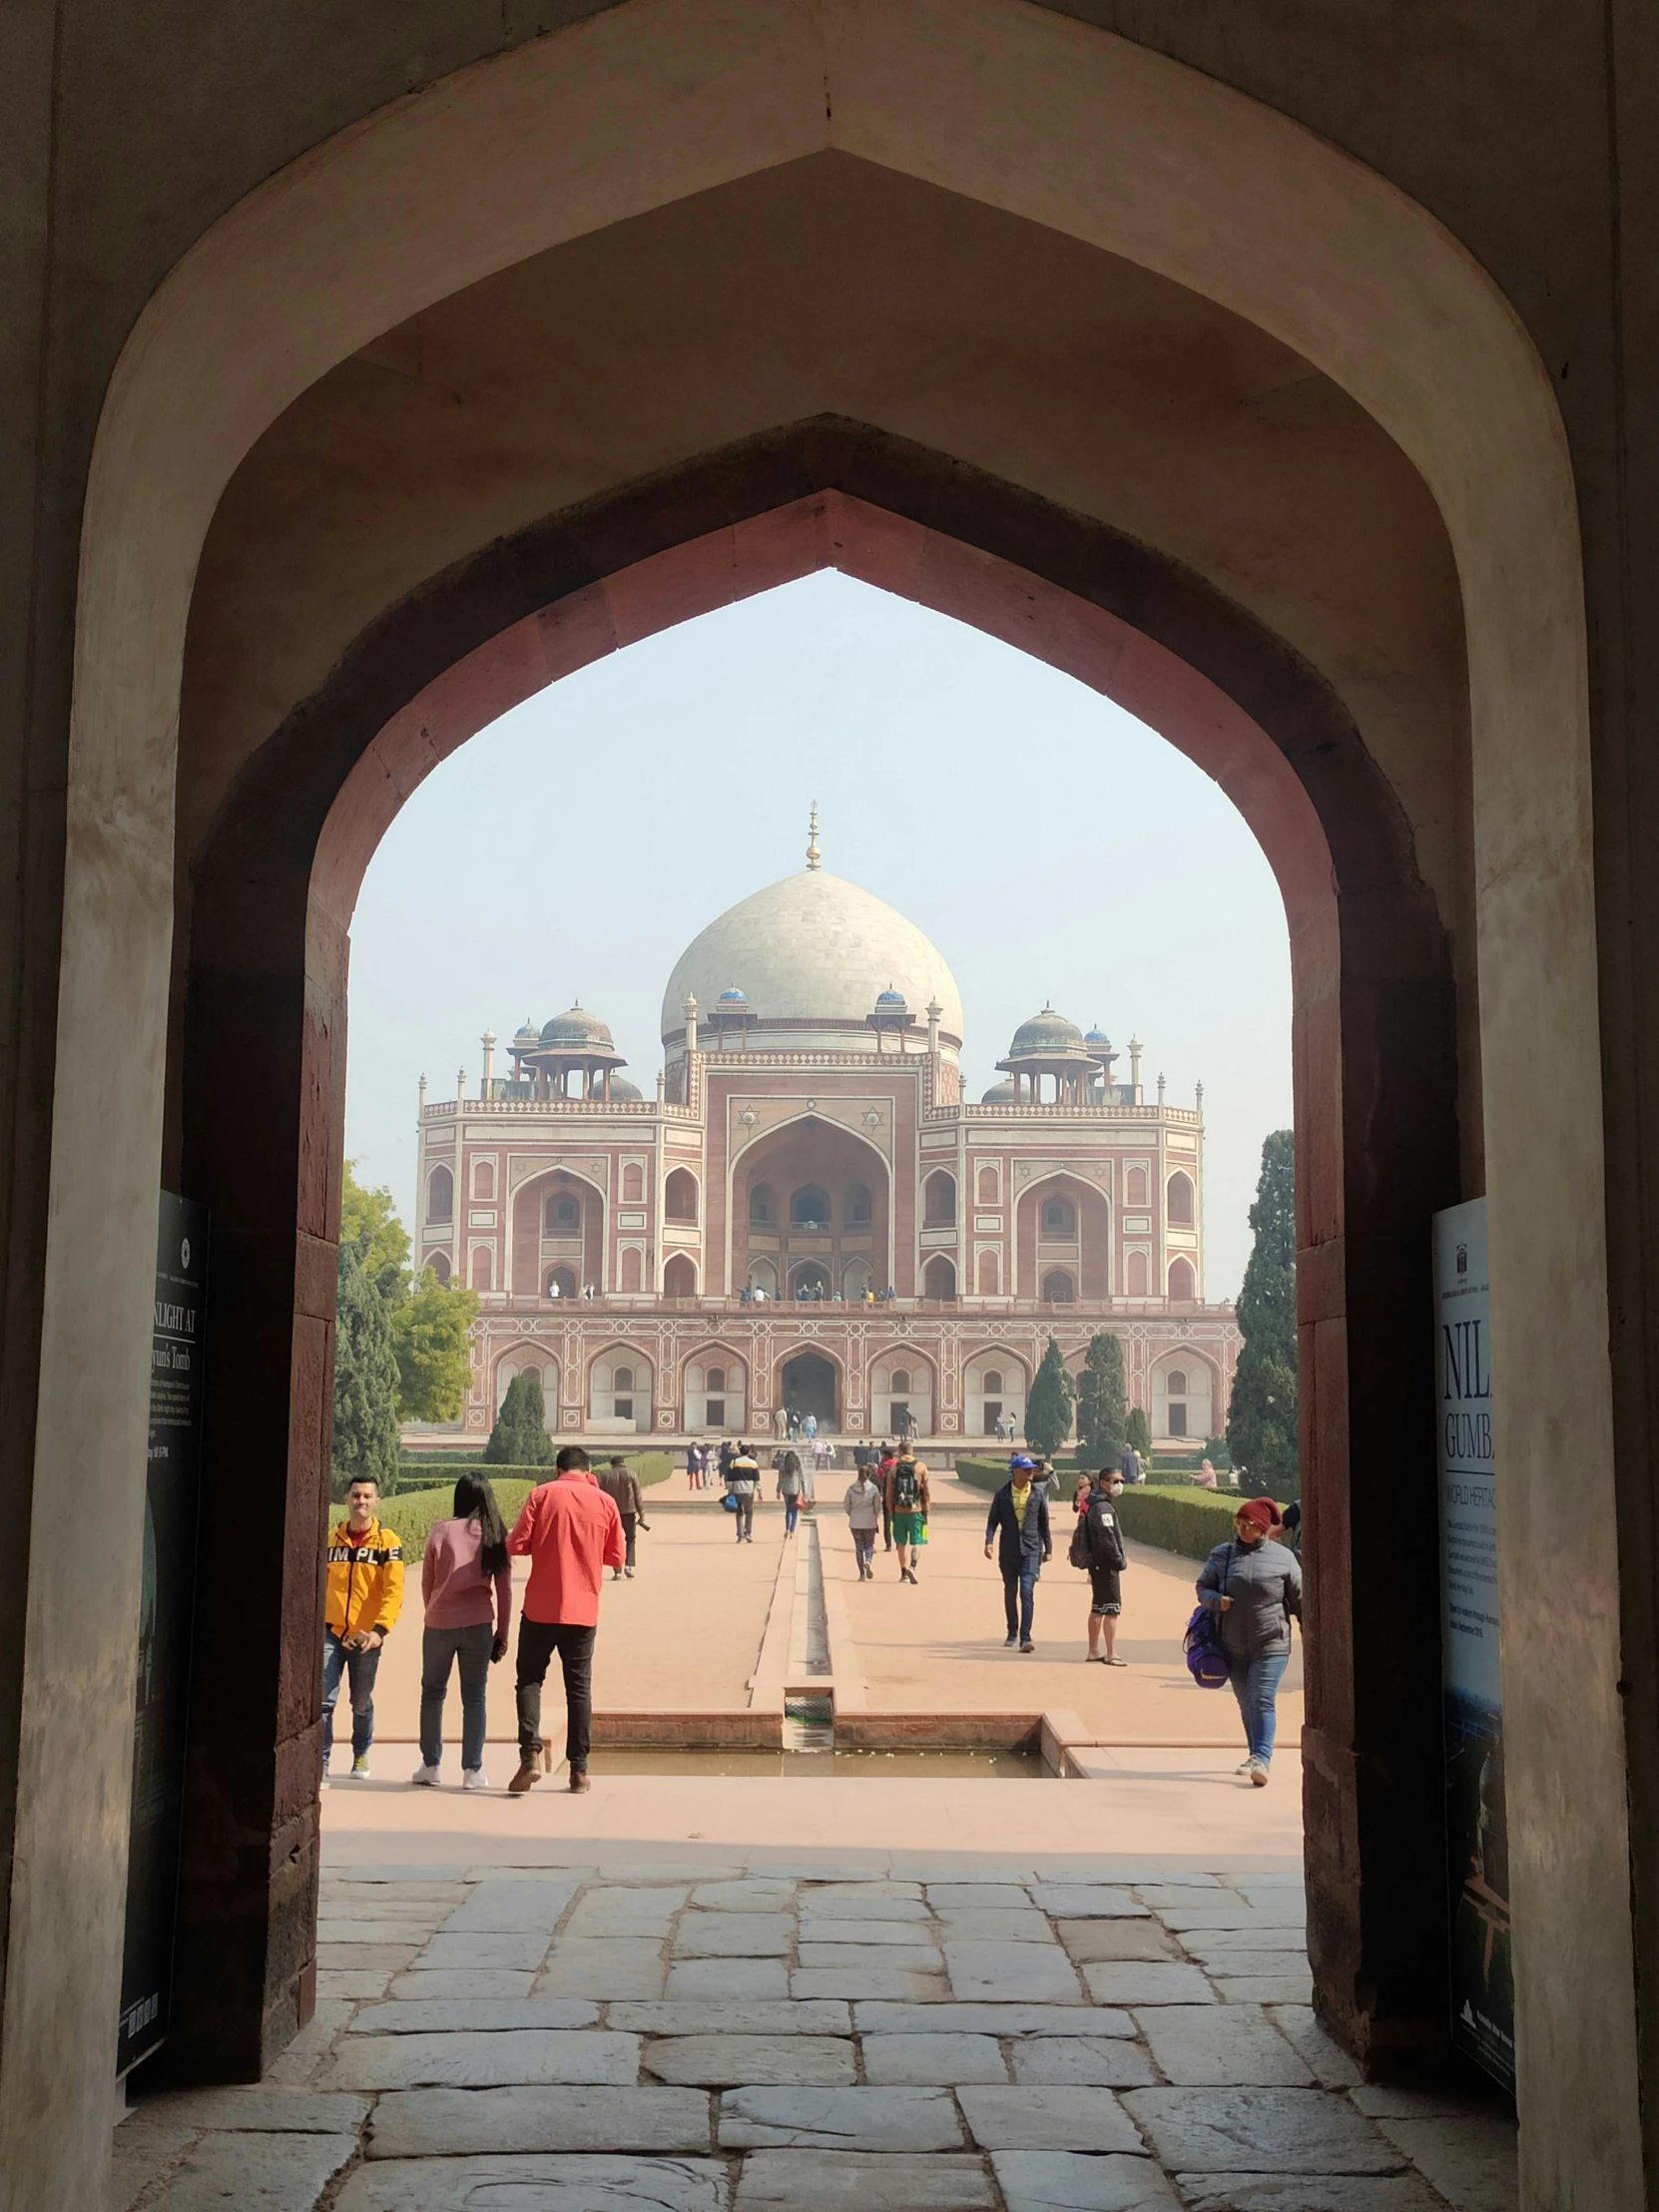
[322,1474,405,1780]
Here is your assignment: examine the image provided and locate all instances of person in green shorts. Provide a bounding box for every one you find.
[885,1453,931,1584]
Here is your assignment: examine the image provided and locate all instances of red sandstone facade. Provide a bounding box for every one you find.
[412,847,1239,1446]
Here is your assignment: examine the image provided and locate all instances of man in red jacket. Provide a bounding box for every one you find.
[506,1446,625,1795]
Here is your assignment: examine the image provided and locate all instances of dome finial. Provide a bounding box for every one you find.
[807,801,821,871]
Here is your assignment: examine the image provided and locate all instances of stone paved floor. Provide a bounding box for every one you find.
[113,1860,1516,2211]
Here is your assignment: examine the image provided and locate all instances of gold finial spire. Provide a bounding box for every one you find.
[807,801,821,871]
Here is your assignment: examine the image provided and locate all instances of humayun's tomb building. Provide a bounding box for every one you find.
[413,818,1240,1449]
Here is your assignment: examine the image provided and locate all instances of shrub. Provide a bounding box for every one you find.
[390,1452,673,1492]
[1112,1483,1242,1560]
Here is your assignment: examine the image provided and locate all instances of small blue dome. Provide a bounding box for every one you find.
[1085,1027,1111,1048]
[875,989,907,1008]
[717,986,749,1004]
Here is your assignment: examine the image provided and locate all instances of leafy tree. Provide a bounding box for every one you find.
[1227,1127,1300,1495]
[1125,1405,1153,1459]
[331,1241,401,1499]
[340,1161,410,1304]
[485,1373,555,1466]
[1075,1331,1129,1466]
[392,1268,480,1421]
[1024,1335,1076,1457]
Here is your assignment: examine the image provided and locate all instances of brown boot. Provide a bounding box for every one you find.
[508,1745,551,1795]
[569,1769,592,1794]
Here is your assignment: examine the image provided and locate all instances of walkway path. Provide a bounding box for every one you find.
[112,1839,1515,2210]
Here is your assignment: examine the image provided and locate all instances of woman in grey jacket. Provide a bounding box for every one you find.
[1196,1494,1302,1785]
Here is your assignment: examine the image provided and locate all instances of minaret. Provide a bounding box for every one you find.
[456,1064,467,1103]
[480,1028,496,1092]
[807,801,821,871]
[684,993,699,1057]
[1129,1036,1143,1100]
[926,997,942,1055]
[1195,1080,1204,1116]
[417,1073,427,1115]
[1157,1071,1166,1107]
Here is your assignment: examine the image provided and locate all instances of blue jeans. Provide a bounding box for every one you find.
[322,1630,381,1759]
[420,1621,493,1772]
[1003,1563,1040,1642]
[1228,1650,1291,1761]
[783,1495,801,1534]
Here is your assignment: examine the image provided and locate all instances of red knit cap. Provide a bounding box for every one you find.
[1235,1496,1281,1535]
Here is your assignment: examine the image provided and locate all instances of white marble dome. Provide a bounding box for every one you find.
[661,869,964,1047]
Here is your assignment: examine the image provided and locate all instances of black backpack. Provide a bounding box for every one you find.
[892,1462,920,1510]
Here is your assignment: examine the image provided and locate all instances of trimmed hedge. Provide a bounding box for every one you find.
[376,1479,536,1562]
[1113,1483,1242,1560]
[391,1452,673,1493]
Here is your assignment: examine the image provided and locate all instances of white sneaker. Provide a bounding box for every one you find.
[350,1755,370,1779]
[462,1769,490,1792]
[409,1763,440,1787]
[1235,1758,1255,1775]
[1250,1758,1271,1788]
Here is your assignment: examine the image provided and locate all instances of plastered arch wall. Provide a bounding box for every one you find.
[16,0,1625,2200]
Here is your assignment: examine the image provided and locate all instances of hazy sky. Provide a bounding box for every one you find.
[344,571,1292,1296]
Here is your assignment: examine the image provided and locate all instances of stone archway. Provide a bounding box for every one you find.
[780,1351,838,1429]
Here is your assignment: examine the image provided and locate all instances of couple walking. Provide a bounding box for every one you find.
[843,1452,929,1580]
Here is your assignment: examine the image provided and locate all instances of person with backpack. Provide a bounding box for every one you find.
[885,1452,930,1583]
[726,1441,761,1542]
[1071,1469,1129,1663]
[984,1453,1052,1651]
[1195,1494,1303,1785]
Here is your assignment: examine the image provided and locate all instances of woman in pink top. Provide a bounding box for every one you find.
[411,1475,513,1790]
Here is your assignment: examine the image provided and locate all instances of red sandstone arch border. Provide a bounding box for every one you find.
[723,1104,898,1299]
[17,2,1630,2196]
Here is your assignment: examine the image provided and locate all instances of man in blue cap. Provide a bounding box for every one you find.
[983,1453,1052,1651]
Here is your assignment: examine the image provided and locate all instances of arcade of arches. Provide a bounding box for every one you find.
[4,4,1658,2204]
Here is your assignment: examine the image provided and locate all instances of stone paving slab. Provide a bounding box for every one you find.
[793,1964,950,2001]
[316,1940,420,1969]
[803,1881,924,1903]
[442,1878,582,1933]
[926,1884,1032,1910]
[861,2033,1011,2084]
[1133,2006,1312,2087]
[958,2084,1144,2153]
[1175,2179,1446,2210]
[855,2003,1136,2037]
[613,1999,850,2035]
[734,2149,996,2212]
[800,1939,944,1972]
[564,1886,688,1937]
[1083,1963,1215,2006]
[319,1880,468,1907]
[692,1879,797,1910]
[540,1936,668,1996]
[1056,1921,1177,1963]
[1161,1906,1306,1933]
[1008,2037,1159,2087]
[1182,1929,1312,1956]
[1371,2113,1519,2210]
[130,2087,370,2133]
[1028,1888,1148,1919]
[1121,2088,1401,2175]
[675,1912,796,1956]
[417,1931,550,1970]
[139,2129,358,2210]
[944,1944,1082,2002]
[324,2026,640,2090]
[388,1968,536,2000]
[348,1997,600,2034]
[804,1919,948,1946]
[1266,2008,1362,2089]
[335,2152,730,2212]
[1214,1975,1315,2006]
[990,2148,1183,2211]
[801,1893,932,1923]
[266,1996,359,2084]
[936,1909,1057,1944]
[318,1895,462,1923]
[645,2034,856,2085]
[719,2085,964,2150]
[668,1959,791,1997]
[367,2084,714,2159]
[317,1965,395,2000]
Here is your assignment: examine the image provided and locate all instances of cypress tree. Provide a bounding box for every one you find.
[1125,1405,1153,1459]
[1075,1331,1129,1465]
[484,1373,555,1466]
[331,1241,401,1499]
[1227,1127,1300,1495]
[1024,1334,1076,1458]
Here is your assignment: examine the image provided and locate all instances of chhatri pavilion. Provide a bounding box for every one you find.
[412,817,1239,1446]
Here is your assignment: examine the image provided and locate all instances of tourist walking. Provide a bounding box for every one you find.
[1120,1441,1144,1485]
[727,1441,761,1541]
[411,1473,512,1789]
[1196,1495,1303,1786]
[984,1453,1051,1652]
[843,1464,883,1578]
[777,1448,806,1535]
[886,1452,930,1583]
[506,1446,625,1795]
[805,1411,818,1444]
[598,1454,647,1577]
[1076,1469,1129,1664]
[876,1440,897,1552]
[322,1476,404,1781]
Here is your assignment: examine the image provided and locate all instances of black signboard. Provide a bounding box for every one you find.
[118,1193,209,2075]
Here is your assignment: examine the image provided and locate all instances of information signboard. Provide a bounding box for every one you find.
[118,1193,209,2075]
[1432,1198,1513,2091]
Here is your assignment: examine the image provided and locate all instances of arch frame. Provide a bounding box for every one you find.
[726,1106,897,1295]
[14,0,1627,2195]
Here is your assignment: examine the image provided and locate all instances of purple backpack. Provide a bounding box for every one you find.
[1183,1543,1235,1688]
